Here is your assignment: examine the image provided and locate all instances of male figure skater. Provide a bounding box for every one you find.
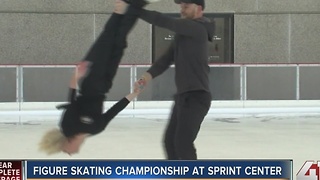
[131,0,214,159]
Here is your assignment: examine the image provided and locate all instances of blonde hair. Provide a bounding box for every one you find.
[38,128,67,155]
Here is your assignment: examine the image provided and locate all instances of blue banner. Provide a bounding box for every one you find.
[26,160,292,179]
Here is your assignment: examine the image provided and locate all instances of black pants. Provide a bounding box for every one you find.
[164,90,211,160]
[79,7,140,97]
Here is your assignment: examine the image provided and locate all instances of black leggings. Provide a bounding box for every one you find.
[79,7,140,97]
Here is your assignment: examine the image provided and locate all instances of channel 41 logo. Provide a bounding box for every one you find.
[297,161,320,180]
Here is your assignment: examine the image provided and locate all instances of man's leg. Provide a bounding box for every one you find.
[164,100,179,160]
[174,91,211,160]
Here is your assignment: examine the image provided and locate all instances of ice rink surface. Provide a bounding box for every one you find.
[0,113,319,177]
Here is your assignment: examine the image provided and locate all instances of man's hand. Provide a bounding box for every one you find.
[134,72,152,93]
[134,77,147,92]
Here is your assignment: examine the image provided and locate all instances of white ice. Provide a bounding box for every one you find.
[0,113,319,177]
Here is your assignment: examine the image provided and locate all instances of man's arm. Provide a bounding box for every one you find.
[149,43,174,75]
[135,42,174,91]
[139,9,203,38]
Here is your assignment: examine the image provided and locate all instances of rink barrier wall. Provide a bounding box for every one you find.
[1,100,320,122]
[1,64,320,122]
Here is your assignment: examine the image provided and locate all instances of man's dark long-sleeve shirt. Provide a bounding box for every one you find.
[139,9,215,94]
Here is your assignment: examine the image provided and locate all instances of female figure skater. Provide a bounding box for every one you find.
[39,0,148,155]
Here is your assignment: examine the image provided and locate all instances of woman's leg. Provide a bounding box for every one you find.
[79,0,146,97]
[102,6,142,87]
[79,13,124,97]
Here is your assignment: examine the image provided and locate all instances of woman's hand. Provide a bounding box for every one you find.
[75,61,90,80]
